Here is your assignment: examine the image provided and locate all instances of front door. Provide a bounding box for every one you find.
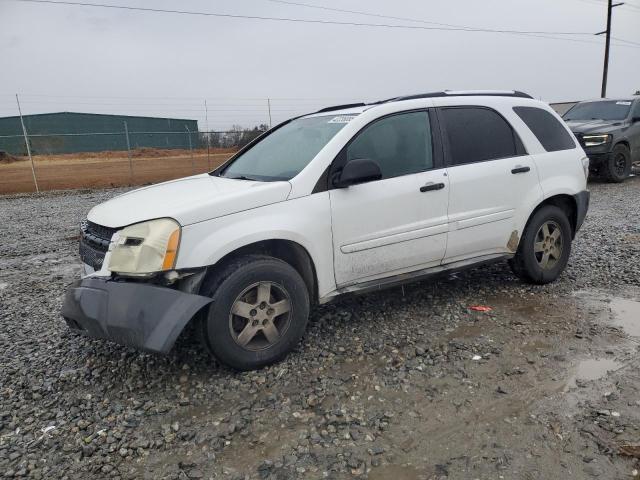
[329,110,449,287]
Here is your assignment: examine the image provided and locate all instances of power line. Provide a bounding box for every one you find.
[574,0,640,12]
[8,0,639,49]
[5,0,636,48]
[265,0,594,35]
[611,35,640,46]
[267,0,640,47]
[591,0,640,8]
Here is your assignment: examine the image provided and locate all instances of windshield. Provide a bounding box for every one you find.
[219,114,358,181]
[563,100,632,121]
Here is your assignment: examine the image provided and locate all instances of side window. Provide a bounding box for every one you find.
[440,107,522,165]
[346,111,433,179]
[513,106,576,152]
[633,101,640,118]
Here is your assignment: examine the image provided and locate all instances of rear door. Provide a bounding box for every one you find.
[438,106,542,263]
[329,110,449,287]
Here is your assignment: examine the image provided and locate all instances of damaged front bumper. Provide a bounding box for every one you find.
[61,276,212,354]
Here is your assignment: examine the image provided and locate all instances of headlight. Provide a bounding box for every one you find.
[581,134,611,147]
[108,218,181,275]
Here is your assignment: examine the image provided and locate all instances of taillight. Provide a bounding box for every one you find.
[581,156,590,180]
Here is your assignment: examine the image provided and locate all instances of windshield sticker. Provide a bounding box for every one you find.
[328,115,356,124]
[616,101,632,106]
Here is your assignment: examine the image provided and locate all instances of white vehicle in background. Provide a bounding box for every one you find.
[62,90,590,370]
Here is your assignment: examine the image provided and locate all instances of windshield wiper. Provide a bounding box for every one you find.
[228,175,259,181]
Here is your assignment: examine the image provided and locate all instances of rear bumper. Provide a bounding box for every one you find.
[574,190,590,234]
[61,277,212,353]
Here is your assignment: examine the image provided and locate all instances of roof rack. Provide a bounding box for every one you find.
[315,90,533,114]
[392,90,533,101]
[315,103,367,113]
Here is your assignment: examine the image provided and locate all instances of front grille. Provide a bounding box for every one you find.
[85,220,118,241]
[79,220,118,270]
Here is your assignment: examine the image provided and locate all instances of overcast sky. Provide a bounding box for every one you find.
[1,0,639,130]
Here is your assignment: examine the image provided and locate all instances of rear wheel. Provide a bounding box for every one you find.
[199,255,310,370]
[602,144,631,183]
[510,205,572,284]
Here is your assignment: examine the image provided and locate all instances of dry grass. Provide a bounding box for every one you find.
[0,148,236,194]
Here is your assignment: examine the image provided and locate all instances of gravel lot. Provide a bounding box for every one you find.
[1,178,640,480]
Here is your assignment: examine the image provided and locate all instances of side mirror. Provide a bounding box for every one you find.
[335,158,382,188]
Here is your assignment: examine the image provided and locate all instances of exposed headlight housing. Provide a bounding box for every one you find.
[108,218,181,276]
[581,134,611,147]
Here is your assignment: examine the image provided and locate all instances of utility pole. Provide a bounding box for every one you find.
[267,98,272,129]
[15,94,39,193]
[185,125,194,174]
[204,99,211,170]
[596,0,624,98]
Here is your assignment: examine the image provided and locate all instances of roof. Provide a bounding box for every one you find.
[574,97,639,104]
[307,90,537,118]
[0,111,197,122]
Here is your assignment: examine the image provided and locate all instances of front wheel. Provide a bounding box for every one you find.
[199,255,310,371]
[509,205,572,284]
[602,144,631,183]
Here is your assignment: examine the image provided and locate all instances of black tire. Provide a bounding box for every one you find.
[509,205,572,285]
[602,144,631,183]
[199,254,310,371]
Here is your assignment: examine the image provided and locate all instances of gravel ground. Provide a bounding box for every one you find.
[1,178,640,480]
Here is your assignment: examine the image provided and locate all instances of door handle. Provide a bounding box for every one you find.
[511,166,531,174]
[420,182,445,192]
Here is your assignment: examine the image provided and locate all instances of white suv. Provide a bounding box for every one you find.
[62,90,590,370]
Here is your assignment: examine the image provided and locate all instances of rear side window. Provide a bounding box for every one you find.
[440,107,523,166]
[513,106,575,152]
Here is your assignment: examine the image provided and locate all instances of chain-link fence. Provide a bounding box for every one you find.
[0,126,269,194]
[0,93,351,194]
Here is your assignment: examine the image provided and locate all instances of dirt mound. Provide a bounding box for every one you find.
[0,151,23,164]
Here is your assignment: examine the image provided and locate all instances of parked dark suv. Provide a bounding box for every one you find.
[563,97,640,182]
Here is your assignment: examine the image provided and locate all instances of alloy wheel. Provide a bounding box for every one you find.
[534,221,563,270]
[228,281,292,351]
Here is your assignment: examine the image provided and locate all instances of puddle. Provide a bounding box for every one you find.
[566,358,622,389]
[611,298,640,337]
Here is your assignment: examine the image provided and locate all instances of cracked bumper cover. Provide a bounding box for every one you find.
[61,277,212,353]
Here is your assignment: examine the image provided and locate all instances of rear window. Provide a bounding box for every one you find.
[513,106,575,152]
[440,107,523,165]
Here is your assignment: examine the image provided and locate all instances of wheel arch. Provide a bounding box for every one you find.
[200,239,319,304]
[523,194,579,240]
[614,139,631,151]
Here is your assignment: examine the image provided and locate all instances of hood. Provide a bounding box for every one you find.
[87,174,292,228]
[565,119,627,135]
